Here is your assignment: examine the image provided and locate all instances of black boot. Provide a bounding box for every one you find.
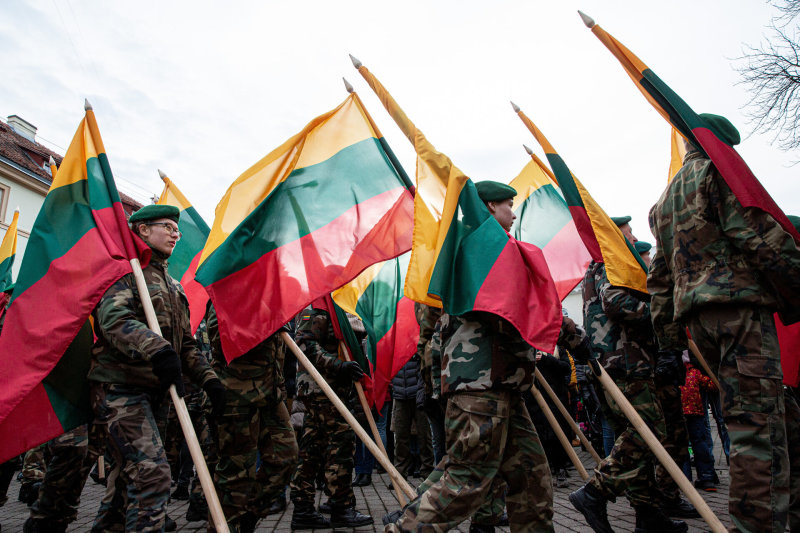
[318,499,332,514]
[23,517,66,533]
[352,473,372,487]
[171,483,190,500]
[267,494,287,515]
[330,506,374,528]
[291,505,331,530]
[238,511,260,533]
[164,514,177,531]
[659,496,700,518]
[569,483,613,533]
[469,523,495,533]
[382,509,403,526]
[633,505,688,533]
[18,482,40,506]
[185,497,209,522]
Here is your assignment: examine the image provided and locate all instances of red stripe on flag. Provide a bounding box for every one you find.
[207,188,413,360]
[541,219,592,300]
[181,251,209,333]
[0,221,131,425]
[567,206,602,262]
[0,383,62,462]
[777,313,800,387]
[473,239,561,353]
[371,296,418,411]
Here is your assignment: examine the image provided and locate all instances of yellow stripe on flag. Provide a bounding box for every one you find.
[331,261,385,316]
[199,94,381,265]
[49,110,104,192]
[157,176,193,211]
[668,128,687,182]
[510,155,558,208]
[0,210,19,264]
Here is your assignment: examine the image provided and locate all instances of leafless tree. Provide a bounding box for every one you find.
[736,1,800,151]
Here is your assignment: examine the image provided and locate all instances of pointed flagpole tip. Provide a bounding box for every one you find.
[523,144,534,155]
[349,54,362,69]
[14,206,20,214]
[510,101,521,113]
[158,169,168,180]
[49,155,55,165]
[578,10,595,28]
[343,77,354,93]
[84,98,93,111]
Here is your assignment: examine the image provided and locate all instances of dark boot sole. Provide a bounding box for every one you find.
[568,492,614,533]
[330,519,374,528]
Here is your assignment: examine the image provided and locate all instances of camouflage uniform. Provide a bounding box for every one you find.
[290,309,358,511]
[26,424,103,531]
[582,261,666,507]
[206,304,298,532]
[88,253,218,532]
[649,150,800,533]
[20,444,46,484]
[653,379,690,503]
[388,311,553,533]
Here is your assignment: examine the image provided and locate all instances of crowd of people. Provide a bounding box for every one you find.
[0,111,798,533]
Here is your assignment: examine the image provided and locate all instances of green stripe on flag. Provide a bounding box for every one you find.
[512,184,572,247]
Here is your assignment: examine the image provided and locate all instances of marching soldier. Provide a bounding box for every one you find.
[87,204,224,532]
[648,114,800,533]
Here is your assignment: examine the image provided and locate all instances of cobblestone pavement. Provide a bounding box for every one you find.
[0,436,731,532]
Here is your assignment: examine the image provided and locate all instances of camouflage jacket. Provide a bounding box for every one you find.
[440,311,536,395]
[649,150,800,350]
[88,255,217,390]
[429,316,444,400]
[583,261,656,379]
[206,304,286,406]
[415,303,442,398]
[295,308,350,399]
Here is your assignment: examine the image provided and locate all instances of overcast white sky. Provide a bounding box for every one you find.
[1,1,797,245]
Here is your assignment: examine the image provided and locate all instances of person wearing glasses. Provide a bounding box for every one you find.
[85,204,225,533]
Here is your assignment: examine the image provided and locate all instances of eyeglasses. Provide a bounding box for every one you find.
[145,222,182,239]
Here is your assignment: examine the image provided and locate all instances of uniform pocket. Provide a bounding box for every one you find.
[734,355,783,414]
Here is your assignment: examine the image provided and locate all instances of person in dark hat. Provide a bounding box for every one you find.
[634,241,652,268]
[611,215,637,244]
[649,113,800,532]
[81,204,224,533]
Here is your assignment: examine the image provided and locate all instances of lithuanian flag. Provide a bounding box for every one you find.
[353,57,561,353]
[513,104,647,293]
[333,252,418,410]
[582,12,800,243]
[0,104,150,462]
[157,173,210,332]
[195,93,415,361]
[0,209,20,293]
[510,155,591,299]
[668,128,687,182]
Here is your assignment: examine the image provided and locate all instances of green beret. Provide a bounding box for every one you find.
[699,113,740,146]
[475,181,517,203]
[634,241,652,255]
[788,215,800,234]
[611,216,631,227]
[129,204,180,225]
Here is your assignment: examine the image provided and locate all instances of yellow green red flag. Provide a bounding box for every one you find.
[0,209,20,293]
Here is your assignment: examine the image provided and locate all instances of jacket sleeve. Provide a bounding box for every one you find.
[597,266,650,325]
[647,228,685,350]
[556,317,591,364]
[305,340,344,379]
[94,274,170,362]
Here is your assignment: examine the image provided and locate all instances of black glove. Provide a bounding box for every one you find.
[340,361,365,382]
[203,379,226,420]
[655,350,681,385]
[151,346,186,397]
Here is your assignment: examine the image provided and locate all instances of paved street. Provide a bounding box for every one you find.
[1,437,731,532]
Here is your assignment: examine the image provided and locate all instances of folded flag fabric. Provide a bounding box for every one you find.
[0,209,20,293]
[195,93,415,361]
[354,59,561,353]
[515,106,647,293]
[0,106,150,462]
[668,128,687,182]
[333,252,418,410]
[157,174,210,332]
[585,15,800,243]
[510,156,591,299]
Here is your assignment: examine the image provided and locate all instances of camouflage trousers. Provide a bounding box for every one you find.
[785,387,800,532]
[213,399,297,531]
[290,394,355,509]
[90,384,171,532]
[21,443,47,483]
[387,390,553,533]
[688,305,795,533]
[653,381,690,502]
[29,424,103,526]
[591,377,666,507]
[0,456,21,507]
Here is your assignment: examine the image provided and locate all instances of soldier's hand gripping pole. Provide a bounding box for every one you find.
[588,359,727,533]
[283,333,417,502]
[529,383,589,480]
[535,366,602,464]
[129,258,230,533]
[339,341,407,506]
